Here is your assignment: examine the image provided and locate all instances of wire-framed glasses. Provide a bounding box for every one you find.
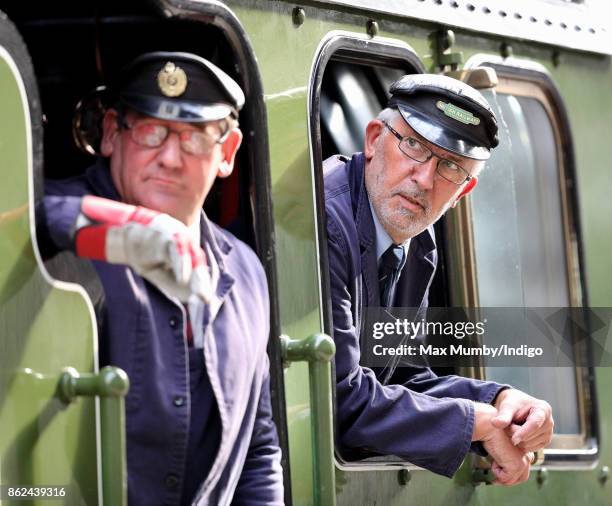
[382,120,472,185]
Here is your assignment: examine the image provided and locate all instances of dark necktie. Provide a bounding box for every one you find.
[378,244,406,307]
[183,304,194,347]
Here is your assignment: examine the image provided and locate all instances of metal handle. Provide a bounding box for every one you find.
[281,334,336,506]
[57,366,129,506]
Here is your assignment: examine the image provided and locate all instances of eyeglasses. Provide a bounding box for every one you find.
[382,120,472,186]
[120,118,230,156]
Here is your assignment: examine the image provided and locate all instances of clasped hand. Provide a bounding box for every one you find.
[473,389,554,486]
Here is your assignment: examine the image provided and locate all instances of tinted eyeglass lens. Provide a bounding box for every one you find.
[130,123,218,155]
[132,124,168,148]
[180,130,215,156]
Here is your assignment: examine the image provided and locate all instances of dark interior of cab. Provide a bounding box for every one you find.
[2,0,255,246]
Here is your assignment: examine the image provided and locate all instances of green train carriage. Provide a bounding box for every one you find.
[0,0,610,504]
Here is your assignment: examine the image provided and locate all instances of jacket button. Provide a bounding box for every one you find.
[169,316,179,329]
[165,473,179,489]
[173,396,185,407]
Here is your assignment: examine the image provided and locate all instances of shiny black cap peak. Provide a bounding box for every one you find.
[388,74,498,160]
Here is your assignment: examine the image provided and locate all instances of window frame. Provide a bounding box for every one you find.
[308,30,428,470]
[159,0,294,484]
[450,55,599,465]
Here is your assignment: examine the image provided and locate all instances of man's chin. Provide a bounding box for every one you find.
[379,207,424,237]
[385,218,431,243]
[136,194,187,221]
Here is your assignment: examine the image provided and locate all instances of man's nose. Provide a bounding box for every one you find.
[409,157,437,191]
[157,132,183,169]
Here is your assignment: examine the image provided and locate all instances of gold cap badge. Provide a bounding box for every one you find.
[157,62,187,97]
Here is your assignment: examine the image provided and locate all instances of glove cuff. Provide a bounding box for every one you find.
[75,225,110,260]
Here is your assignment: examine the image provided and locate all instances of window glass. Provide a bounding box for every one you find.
[471,91,580,436]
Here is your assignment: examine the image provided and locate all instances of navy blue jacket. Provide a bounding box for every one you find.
[324,153,505,477]
[38,161,283,505]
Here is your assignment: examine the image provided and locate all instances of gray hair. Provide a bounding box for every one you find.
[376,107,401,125]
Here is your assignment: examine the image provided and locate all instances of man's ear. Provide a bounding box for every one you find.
[100,109,120,157]
[217,128,243,178]
[364,120,384,161]
[451,176,478,208]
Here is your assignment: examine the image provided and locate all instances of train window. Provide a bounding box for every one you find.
[312,34,597,470]
[309,32,429,467]
[448,67,597,461]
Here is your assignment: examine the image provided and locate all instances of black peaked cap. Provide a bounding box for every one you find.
[114,51,245,123]
[388,74,498,160]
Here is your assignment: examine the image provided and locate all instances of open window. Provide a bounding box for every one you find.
[3,0,290,496]
[311,31,597,469]
[309,32,426,467]
[446,59,598,463]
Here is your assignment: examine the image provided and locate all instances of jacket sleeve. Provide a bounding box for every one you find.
[232,260,284,505]
[35,195,83,258]
[327,215,478,477]
[384,365,507,405]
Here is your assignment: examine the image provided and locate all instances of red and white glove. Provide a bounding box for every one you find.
[73,195,212,302]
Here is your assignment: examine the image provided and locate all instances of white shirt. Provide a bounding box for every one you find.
[188,216,201,247]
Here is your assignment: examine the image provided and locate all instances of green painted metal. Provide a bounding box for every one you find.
[471,468,495,485]
[281,335,336,506]
[0,39,100,505]
[281,334,335,364]
[58,367,129,506]
[433,29,464,70]
[3,1,611,505]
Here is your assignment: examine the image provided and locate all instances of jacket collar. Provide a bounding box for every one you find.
[86,158,122,201]
[349,153,376,255]
[200,212,235,308]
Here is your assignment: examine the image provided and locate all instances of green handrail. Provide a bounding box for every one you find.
[57,366,129,506]
[281,334,336,506]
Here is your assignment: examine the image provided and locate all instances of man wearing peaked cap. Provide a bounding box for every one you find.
[37,52,283,504]
[115,51,245,123]
[324,74,553,484]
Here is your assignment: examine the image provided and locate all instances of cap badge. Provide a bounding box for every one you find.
[157,62,187,97]
[436,101,481,126]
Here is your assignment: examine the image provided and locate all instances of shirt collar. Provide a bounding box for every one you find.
[368,199,411,265]
[187,215,201,247]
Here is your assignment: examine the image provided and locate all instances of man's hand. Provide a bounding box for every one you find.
[492,389,554,452]
[473,402,532,486]
[482,427,533,486]
[73,195,212,302]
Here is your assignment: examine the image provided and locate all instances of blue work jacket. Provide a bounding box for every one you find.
[324,153,506,477]
[38,161,283,505]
